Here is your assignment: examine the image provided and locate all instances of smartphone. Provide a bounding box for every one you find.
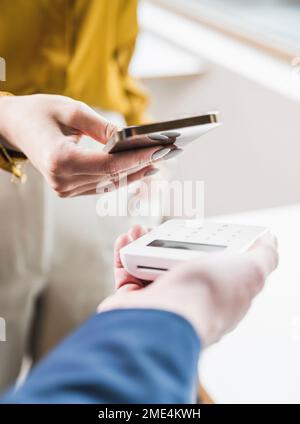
[103,112,220,154]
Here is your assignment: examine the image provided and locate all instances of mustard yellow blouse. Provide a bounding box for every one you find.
[0,0,148,125]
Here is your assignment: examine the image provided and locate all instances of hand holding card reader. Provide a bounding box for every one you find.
[120,220,269,281]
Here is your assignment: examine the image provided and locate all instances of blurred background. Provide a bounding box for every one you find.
[131,0,300,216]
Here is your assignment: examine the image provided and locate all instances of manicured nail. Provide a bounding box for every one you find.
[149,134,169,142]
[151,147,171,161]
[163,148,183,161]
[144,168,160,177]
[161,131,181,138]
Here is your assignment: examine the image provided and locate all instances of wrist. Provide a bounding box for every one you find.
[160,282,218,346]
[151,275,222,346]
[0,95,21,151]
[101,279,218,346]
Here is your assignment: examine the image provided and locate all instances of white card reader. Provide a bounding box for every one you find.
[120,219,268,281]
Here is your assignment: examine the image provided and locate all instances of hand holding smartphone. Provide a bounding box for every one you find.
[103,112,221,154]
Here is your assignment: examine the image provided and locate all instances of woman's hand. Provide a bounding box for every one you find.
[99,225,279,346]
[0,94,171,197]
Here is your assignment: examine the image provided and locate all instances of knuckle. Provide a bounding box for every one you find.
[250,261,265,288]
[56,190,69,198]
[47,151,63,175]
[51,181,63,193]
[255,263,265,283]
[48,179,71,197]
[67,100,87,123]
[46,146,74,176]
[50,177,68,194]
[103,159,118,176]
[50,183,67,197]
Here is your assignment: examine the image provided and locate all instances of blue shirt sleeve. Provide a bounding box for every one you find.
[1,309,201,404]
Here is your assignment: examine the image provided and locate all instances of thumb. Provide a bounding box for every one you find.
[245,240,279,286]
[56,100,118,144]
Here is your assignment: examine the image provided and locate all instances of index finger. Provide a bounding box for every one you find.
[70,145,172,175]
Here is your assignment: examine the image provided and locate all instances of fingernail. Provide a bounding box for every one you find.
[163,148,183,161]
[149,134,169,142]
[151,147,171,161]
[144,168,160,177]
[161,131,181,138]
